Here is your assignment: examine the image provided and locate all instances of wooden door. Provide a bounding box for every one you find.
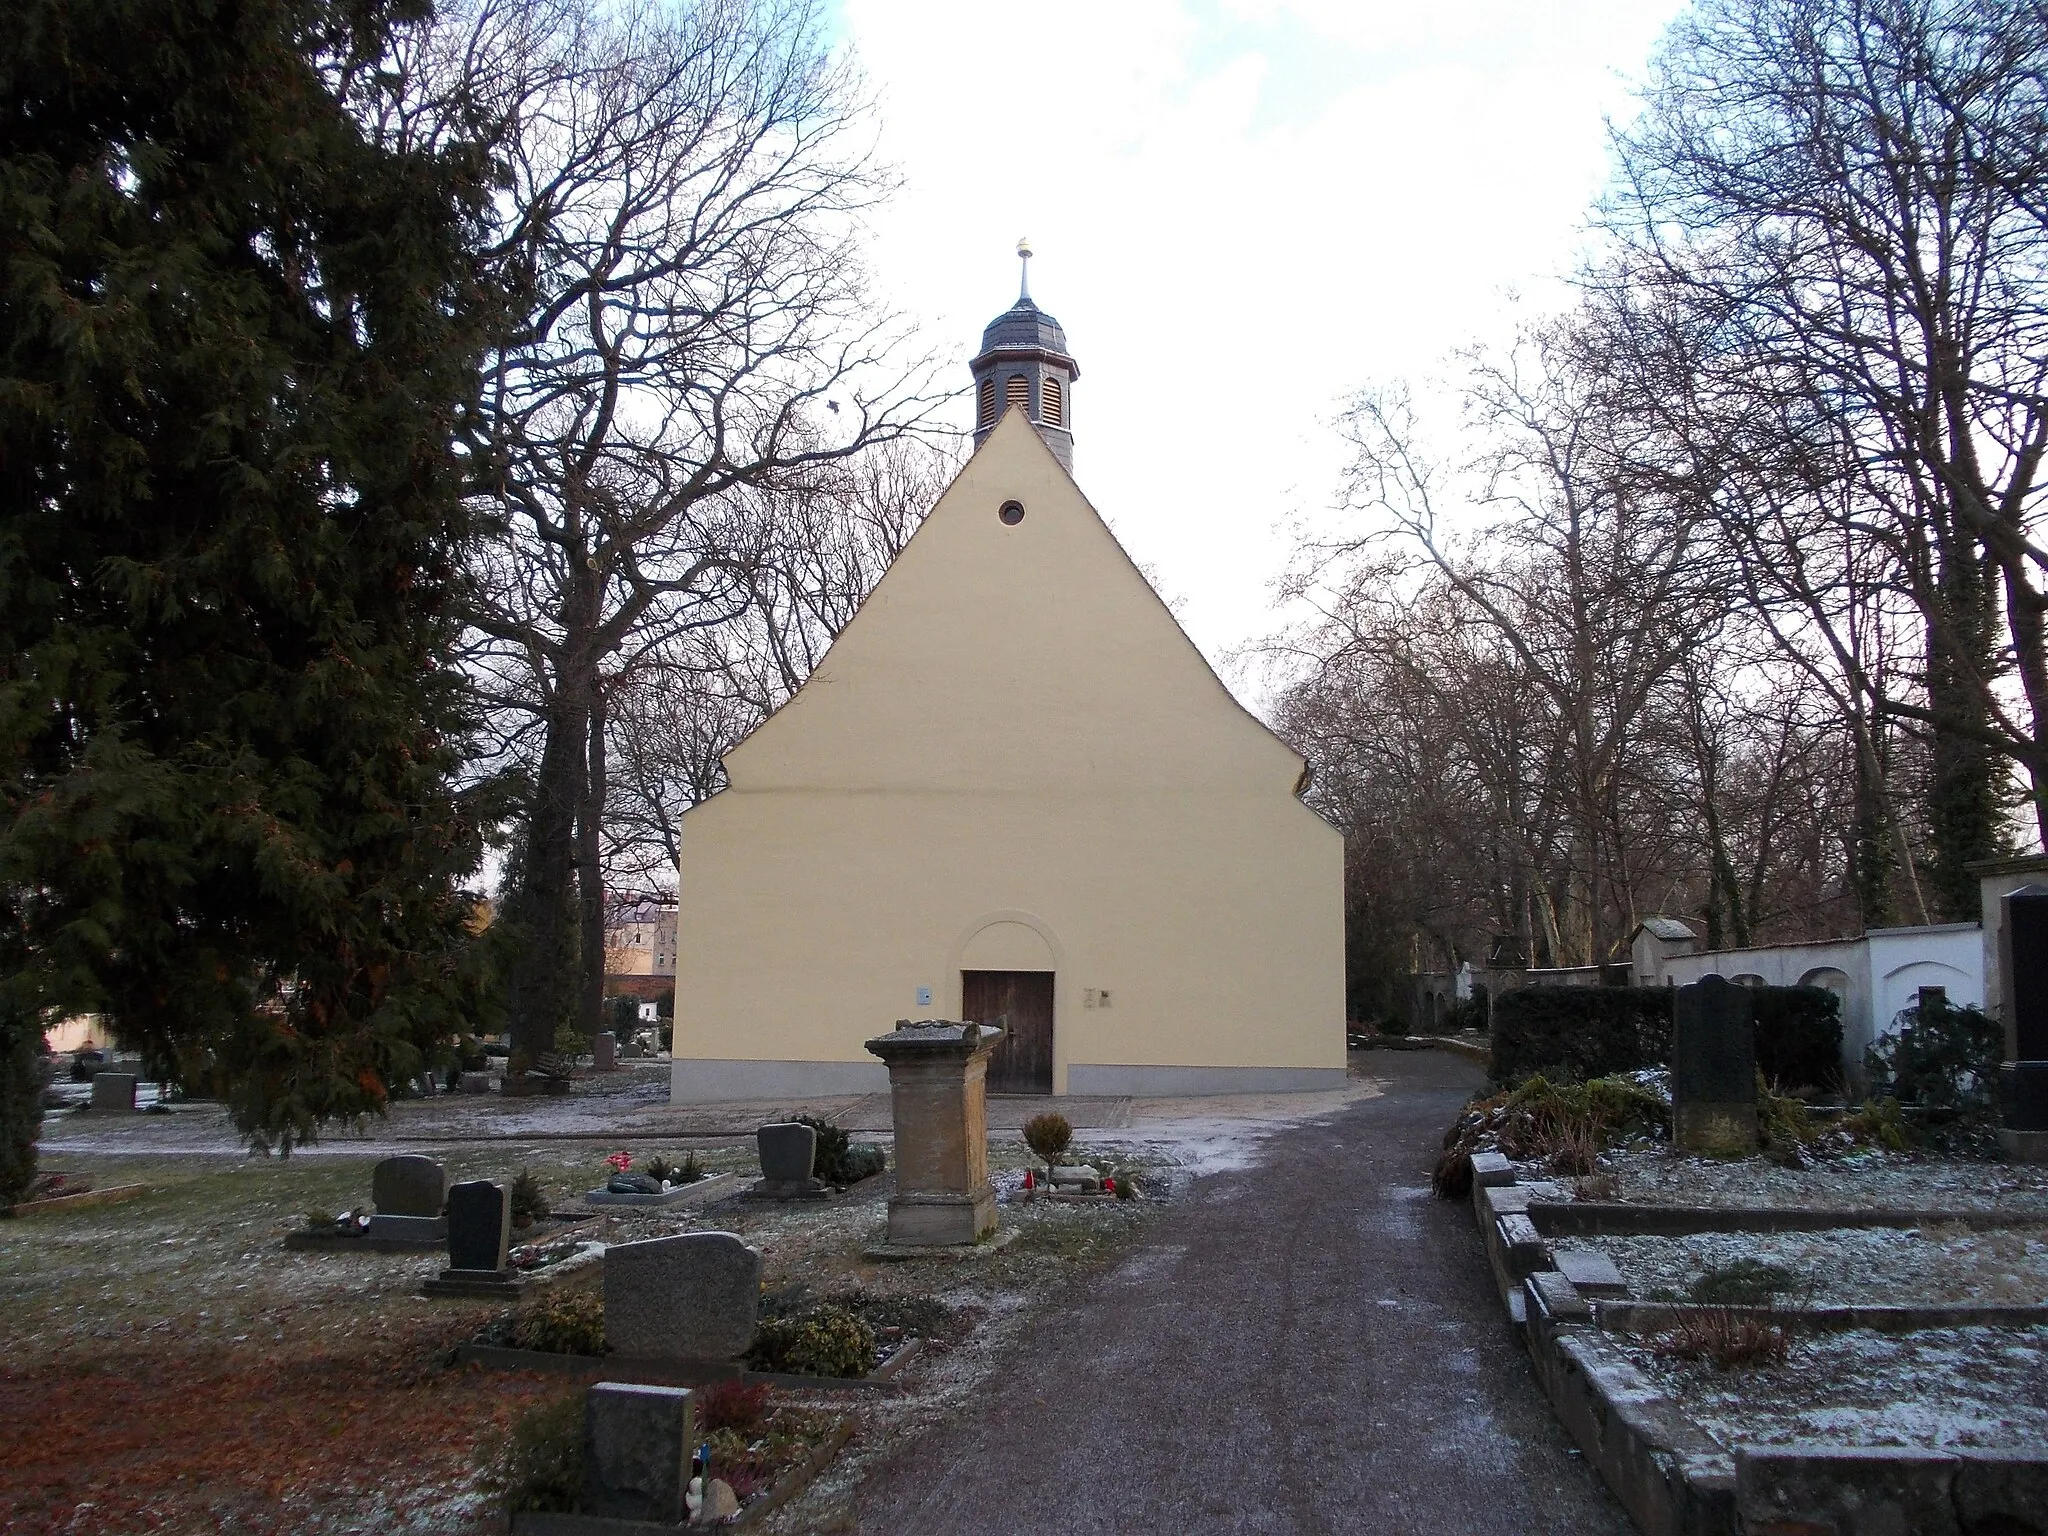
[963,970,1054,1094]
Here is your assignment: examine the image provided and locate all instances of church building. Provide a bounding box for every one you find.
[668,255,1345,1100]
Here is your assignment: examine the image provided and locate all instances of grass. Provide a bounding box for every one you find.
[0,1125,1167,1535]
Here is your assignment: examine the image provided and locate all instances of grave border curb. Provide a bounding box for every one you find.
[1475,1164,2048,1535]
[454,1337,921,1392]
[0,1182,148,1218]
[509,1414,854,1534]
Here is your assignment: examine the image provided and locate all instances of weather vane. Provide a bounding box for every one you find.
[1017,236,1032,301]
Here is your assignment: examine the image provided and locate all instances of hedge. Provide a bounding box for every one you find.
[1492,981,1843,1094]
[1751,986,1844,1095]
[1491,987,1672,1085]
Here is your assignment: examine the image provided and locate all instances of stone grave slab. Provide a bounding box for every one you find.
[1554,1248,1629,1297]
[603,1231,760,1362]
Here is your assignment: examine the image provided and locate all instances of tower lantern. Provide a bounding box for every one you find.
[969,237,1079,473]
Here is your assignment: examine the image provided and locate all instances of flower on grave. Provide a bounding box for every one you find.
[1102,1177,1116,1195]
[1021,1169,1035,1190]
[605,1151,632,1173]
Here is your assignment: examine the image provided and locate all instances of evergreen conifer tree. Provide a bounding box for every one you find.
[0,0,497,1149]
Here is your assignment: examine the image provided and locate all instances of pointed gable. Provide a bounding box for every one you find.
[723,410,1306,796]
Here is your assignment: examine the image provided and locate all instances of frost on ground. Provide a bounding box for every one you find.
[1079,1076,1385,1176]
[1627,1326,2048,1452]
[1597,1146,2048,1213]
[1571,1224,2048,1306]
[9,1076,1313,1536]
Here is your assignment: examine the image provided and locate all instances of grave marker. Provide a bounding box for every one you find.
[751,1121,825,1198]
[864,1019,1004,1248]
[1672,976,1758,1154]
[444,1180,511,1275]
[90,1073,138,1114]
[593,1031,617,1072]
[583,1381,696,1523]
[366,1155,446,1241]
[1998,885,2048,1162]
[603,1231,761,1362]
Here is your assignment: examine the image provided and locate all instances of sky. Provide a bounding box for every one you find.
[832,0,1689,685]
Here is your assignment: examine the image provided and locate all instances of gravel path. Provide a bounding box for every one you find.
[852,1050,1632,1535]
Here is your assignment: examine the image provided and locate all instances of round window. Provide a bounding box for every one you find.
[999,500,1025,526]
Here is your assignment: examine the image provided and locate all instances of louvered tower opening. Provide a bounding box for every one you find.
[1005,374,1030,417]
[977,376,996,427]
[1041,375,1063,427]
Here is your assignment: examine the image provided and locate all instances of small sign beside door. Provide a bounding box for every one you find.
[916,986,932,1007]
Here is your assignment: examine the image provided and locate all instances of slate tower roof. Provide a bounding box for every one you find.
[970,239,1079,474]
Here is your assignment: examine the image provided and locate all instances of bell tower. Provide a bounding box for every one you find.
[970,238,1079,474]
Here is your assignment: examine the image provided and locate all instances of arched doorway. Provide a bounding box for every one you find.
[961,919,1057,1094]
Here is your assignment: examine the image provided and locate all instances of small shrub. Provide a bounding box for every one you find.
[1431,1149,1474,1200]
[496,1389,584,1514]
[0,1006,44,1206]
[1022,1112,1073,1173]
[1654,1307,1790,1371]
[746,1303,876,1379]
[788,1114,885,1185]
[1449,987,1489,1034]
[1758,1080,1823,1160]
[512,1289,606,1356]
[1379,1012,1411,1038]
[698,1378,771,1434]
[1865,997,2002,1120]
[677,1150,702,1183]
[1688,1258,1798,1306]
[510,1166,550,1225]
[1752,987,1843,1095]
[1842,1096,1916,1151]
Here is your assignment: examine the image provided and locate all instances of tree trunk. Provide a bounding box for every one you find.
[1924,540,2005,920]
[505,689,587,1066]
[577,685,609,1045]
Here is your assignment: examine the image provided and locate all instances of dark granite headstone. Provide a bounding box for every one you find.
[372,1154,446,1217]
[1998,886,2048,1157]
[2000,886,2048,1060]
[583,1381,696,1522]
[90,1073,138,1113]
[1672,976,1757,1152]
[757,1122,816,1183]
[445,1180,510,1273]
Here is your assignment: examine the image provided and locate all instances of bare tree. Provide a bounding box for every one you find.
[600,437,956,887]
[448,0,944,1062]
[1601,0,2048,903]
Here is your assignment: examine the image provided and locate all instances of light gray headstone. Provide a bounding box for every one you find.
[593,1031,617,1071]
[756,1122,816,1183]
[371,1154,446,1217]
[603,1231,761,1361]
[583,1381,696,1523]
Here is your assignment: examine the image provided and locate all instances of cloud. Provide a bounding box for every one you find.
[840,0,1686,676]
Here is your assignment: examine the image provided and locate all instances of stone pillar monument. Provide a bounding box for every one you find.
[864,1020,1004,1249]
[1672,976,1758,1154]
[1998,885,2048,1162]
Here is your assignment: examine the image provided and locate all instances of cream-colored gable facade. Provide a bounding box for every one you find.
[669,408,1345,1100]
